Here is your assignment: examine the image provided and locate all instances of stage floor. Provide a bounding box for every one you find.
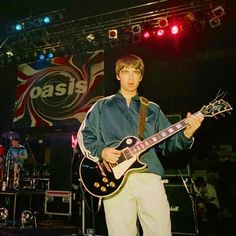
[0,218,81,236]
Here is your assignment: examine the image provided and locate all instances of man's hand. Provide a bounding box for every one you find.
[101,147,121,164]
[184,112,204,138]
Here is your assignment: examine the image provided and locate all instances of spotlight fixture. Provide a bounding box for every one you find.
[209,17,221,28]
[21,210,37,228]
[43,16,51,24]
[132,34,141,43]
[131,24,141,34]
[38,53,46,60]
[47,52,54,59]
[142,30,151,40]
[34,18,43,27]
[158,17,168,28]
[6,50,14,58]
[86,33,95,42]
[156,29,165,37]
[212,5,225,18]
[170,25,180,35]
[109,39,119,48]
[108,29,118,39]
[21,210,33,224]
[15,23,23,31]
[183,12,196,25]
[0,207,8,225]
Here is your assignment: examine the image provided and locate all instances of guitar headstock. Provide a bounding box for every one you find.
[200,99,233,118]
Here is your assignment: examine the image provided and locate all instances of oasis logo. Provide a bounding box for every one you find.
[30,78,87,99]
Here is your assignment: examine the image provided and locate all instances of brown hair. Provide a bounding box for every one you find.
[115,54,144,76]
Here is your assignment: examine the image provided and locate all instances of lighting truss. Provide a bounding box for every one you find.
[0,0,228,64]
[6,9,65,34]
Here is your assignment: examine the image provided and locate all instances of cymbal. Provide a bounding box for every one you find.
[2,131,20,139]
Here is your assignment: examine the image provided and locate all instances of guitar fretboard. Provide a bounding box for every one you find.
[131,119,188,155]
[116,98,232,163]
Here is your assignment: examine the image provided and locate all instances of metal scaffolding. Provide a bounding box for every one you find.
[0,0,227,65]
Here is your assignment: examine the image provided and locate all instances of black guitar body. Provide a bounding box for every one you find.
[79,136,146,198]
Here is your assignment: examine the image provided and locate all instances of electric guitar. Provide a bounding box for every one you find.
[79,98,233,198]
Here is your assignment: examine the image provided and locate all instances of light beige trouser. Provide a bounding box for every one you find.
[103,173,171,236]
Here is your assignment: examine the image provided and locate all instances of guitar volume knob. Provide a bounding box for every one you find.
[109,182,116,188]
[102,177,108,183]
[101,186,107,192]
[94,182,100,188]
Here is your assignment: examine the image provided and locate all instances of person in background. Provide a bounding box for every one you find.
[78,54,204,236]
[6,137,28,189]
[194,176,220,221]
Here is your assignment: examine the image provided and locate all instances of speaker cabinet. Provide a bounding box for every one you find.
[164,183,198,235]
[50,135,72,191]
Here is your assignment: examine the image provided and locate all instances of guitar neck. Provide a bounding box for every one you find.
[129,112,201,155]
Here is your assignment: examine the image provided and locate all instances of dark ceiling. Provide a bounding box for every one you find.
[0,0,148,25]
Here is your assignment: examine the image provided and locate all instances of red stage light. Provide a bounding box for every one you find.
[143,30,151,39]
[156,29,165,37]
[170,25,179,35]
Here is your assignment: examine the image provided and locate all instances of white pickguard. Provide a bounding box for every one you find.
[112,154,139,179]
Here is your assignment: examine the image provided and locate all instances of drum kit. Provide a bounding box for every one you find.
[0,131,50,191]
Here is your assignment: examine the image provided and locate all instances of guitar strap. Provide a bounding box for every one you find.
[138,96,149,140]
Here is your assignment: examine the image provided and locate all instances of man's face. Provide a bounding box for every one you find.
[116,66,143,93]
[11,140,18,147]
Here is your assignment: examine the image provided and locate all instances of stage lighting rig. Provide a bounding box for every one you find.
[208,5,225,29]
[6,9,65,35]
[0,0,228,66]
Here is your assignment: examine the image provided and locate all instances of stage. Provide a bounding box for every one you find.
[0,186,108,236]
[0,223,80,236]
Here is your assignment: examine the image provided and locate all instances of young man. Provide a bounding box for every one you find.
[78,54,204,236]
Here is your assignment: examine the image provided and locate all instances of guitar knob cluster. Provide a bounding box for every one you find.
[93,179,116,193]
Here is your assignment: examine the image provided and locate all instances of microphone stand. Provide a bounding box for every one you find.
[24,136,37,180]
[178,169,199,235]
[5,149,16,190]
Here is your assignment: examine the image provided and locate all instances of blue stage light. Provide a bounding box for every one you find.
[15,23,23,31]
[39,54,45,60]
[43,16,51,24]
[47,52,54,59]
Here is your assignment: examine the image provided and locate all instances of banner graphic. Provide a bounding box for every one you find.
[13,50,104,128]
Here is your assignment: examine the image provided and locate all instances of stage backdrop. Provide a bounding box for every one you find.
[13,50,104,128]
